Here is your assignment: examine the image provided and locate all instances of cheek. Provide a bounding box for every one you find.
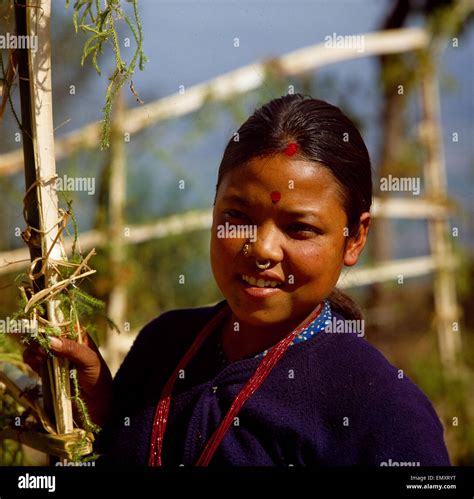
[291,246,323,279]
[291,239,344,280]
[210,234,241,272]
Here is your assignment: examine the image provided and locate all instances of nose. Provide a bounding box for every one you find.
[251,222,284,263]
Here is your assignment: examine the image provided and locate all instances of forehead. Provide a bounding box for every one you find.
[217,155,344,206]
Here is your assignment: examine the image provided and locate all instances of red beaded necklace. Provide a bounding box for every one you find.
[148,301,323,466]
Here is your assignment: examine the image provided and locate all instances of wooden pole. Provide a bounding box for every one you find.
[419,60,462,371]
[0,208,213,276]
[0,196,454,278]
[0,27,430,176]
[15,0,74,442]
[104,92,127,376]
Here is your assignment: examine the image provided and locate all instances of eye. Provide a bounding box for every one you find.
[287,223,321,236]
[223,209,249,221]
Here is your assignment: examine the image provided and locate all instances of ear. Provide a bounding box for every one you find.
[343,212,371,267]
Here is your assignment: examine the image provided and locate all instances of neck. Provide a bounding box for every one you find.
[220,306,318,363]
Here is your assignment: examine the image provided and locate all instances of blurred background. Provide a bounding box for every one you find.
[0,0,473,465]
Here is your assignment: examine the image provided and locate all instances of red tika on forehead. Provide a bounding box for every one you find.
[283,142,298,156]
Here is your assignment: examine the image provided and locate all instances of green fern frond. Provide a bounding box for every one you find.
[66,0,147,149]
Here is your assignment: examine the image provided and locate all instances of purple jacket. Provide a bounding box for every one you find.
[96,300,450,466]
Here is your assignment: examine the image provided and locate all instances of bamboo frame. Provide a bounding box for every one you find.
[0,428,93,460]
[0,27,430,176]
[1,0,82,462]
[0,197,454,277]
[104,94,127,374]
[419,64,462,369]
[0,21,462,385]
[23,0,73,436]
[0,362,54,433]
[104,255,460,357]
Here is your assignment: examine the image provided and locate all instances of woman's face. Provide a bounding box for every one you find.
[210,154,369,329]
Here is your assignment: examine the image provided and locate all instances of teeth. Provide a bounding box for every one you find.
[241,274,282,288]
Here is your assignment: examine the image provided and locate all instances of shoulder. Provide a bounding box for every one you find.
[126,300,224,352]
[309,311,450,464]
[316,312,437,417]
[111,300,225,398]
[123,299,225,356]
[97,301,226,461]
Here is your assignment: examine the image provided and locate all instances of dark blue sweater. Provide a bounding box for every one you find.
[96,300,451,466]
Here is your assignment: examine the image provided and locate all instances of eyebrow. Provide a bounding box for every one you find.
[221,194,253,207]
[221,194,323,221]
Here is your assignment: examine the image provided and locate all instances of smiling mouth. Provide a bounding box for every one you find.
[240,274,284,288]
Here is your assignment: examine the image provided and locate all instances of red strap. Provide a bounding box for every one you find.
[148,304,229,466]
[148,302,322,466]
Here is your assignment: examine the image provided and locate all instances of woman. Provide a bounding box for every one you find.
[24,94,450,466]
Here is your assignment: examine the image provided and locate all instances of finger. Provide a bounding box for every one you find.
[47,336,98,369]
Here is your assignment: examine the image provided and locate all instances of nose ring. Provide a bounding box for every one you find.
[256,260,271,270]
[242,241,272,270]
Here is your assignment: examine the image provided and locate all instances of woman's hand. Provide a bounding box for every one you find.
[22,333,113,428]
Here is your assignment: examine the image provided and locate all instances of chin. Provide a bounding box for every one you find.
[229,302,291,325]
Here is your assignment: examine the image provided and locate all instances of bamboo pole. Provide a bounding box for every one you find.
[338,255,458,288]
[104,93,127,376]
[0,197,454,276]
[0,27,430,176]
[0,16,459,377]
[371,196,453,219]
[0,362,55,433]
[15,0,73,440]
[0,209,212,276]
[0,428,93,460]
[419,63,462,370]
[104,253,460,357]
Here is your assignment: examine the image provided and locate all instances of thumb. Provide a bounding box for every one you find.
[48,336,98,369]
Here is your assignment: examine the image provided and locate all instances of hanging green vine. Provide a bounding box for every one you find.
[66,0,148,148]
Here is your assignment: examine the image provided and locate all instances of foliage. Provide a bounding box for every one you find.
[0,194,110,462]
[410,345,474,465]
[66,0,148,148]
[0,326,24,465]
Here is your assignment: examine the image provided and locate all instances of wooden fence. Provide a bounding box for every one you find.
[0,27,461,375]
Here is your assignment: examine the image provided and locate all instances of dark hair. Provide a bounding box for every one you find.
[214,94,372,320]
